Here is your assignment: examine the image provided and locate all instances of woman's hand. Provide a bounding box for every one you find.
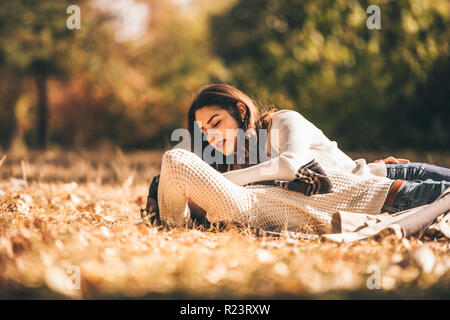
[373,156,410,164]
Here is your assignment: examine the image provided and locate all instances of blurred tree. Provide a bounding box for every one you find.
[210,0,450,151]
[0,0,81,149]
[0,0,233,150]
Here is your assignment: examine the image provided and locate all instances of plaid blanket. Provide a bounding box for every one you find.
[244,159,333,196]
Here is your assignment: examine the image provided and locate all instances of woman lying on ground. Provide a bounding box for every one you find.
[152,84,449,233]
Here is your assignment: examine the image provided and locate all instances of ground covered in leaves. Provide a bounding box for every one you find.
[0,149,449,299]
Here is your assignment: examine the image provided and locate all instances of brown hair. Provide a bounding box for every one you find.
[188,83,277,173]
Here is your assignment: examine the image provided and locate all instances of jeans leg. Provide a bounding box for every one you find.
[386,162,450,182]
[389,179,450,212]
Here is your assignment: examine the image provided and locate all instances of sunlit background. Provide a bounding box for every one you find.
[0,0,449,153]
[0,0,449,300]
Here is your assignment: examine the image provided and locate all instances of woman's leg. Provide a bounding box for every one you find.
[383,179,450,213]
[157,148,257,226]
[386,162,450,182]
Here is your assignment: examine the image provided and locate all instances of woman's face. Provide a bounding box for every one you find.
[195,105,242,156]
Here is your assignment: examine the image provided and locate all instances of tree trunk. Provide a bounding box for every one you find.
[34,67,49,149]
[0,78,21,149]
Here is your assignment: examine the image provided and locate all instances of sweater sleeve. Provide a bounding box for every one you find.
[222,111,314,186]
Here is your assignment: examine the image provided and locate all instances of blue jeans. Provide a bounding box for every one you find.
[382,162,450,213]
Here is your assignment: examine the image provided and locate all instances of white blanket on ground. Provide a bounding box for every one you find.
[323,206,424,242]
[323,201,450,243]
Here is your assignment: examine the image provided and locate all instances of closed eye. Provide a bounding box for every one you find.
[200,120,221,134]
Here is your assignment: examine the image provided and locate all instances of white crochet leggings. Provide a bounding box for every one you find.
[158,148,258,227]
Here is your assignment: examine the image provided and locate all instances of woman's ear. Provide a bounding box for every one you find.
[236,102,247,120]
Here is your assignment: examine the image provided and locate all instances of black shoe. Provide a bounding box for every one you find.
[140,175,161,226]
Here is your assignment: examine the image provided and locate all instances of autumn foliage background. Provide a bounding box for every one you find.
[0,0,449,152]
[0,0,449,299]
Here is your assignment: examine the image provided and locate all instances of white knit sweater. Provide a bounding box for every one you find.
[158,148,393,233]
[222,110,387,187]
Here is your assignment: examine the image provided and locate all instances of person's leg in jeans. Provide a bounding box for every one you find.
[383,162,450,213]
[382,179,450,213]
[386,162,450,182]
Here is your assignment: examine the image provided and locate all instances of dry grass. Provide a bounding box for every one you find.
[0,149,449,299]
